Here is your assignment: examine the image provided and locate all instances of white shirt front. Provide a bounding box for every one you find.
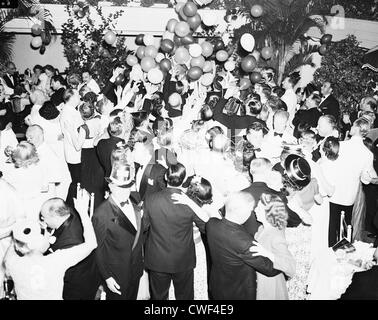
[111,195,137,230]
[60,103,83,164]
[330,136,377,206]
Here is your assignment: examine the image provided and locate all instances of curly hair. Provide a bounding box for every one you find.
[11,141,39,169]
[260,193,288,230]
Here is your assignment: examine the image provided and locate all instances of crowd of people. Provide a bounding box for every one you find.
[1,58,378,300]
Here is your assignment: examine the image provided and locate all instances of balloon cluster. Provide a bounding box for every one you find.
[72,0,90,19]
[30,23,52,54]
[124,1,234,87]
[319,34,332,55]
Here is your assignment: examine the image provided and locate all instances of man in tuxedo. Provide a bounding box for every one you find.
[2,62,18,94]
[39,198,100,300]
[96,116,125,177]
[206,191,282,300]
[319,82,340,121]
[92,160,144,300]
[132,141,166,202]
[50,75,66,107]
[143,162,206,300]
[242,158,302,236]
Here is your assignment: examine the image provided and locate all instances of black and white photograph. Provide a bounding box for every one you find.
[1,0,378,305]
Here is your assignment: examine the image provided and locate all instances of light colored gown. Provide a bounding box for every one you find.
[256,226,296,300]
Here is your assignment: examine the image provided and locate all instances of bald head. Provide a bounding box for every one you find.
[225,192,255,225]
[26,125,44,147]
[40,197,71,229]
[30,89,47,105]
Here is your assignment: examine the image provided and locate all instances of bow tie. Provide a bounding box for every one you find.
[274,132,283,137]
[120,200,129,207]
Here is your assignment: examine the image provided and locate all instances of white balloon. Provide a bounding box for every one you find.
[143,34,155,46]
[240,33,255,52]
[201,73,214,86]
[202,11,217,26]
[162,31,174,41]
[148,68,164,84]
[155,52,165,63]
[224,60,236,72]
[189,44,202,58]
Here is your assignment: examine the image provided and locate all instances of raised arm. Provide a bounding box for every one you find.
[52,193,97,270]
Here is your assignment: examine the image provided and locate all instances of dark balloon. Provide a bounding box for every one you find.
[173,35,182,47]
[320,34,332,44]
[213,39,225,52]
[181,34,195,45]
[135,34,145,46]
[160,39,175,54]
[319,44,327,55]
[250,71,262,83]
[115,74,125,86]
[136,46,145,59]
[42,31,51,45]
[160,58,172,72]
[241,55,257,73]
[187,66,203,81]
[39,44,46,55]
[179,7,188,21]
[187,13,202,31]
[183,2,198,17]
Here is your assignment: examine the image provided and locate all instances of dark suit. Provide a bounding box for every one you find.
[50,87,65,107]
[144,187,206,300]
[3,74,17,90]
[319,95,340,121]
[136,161,166,201]
[340,266,378,300]
[242,182,302,235]
[206,218,280,300]
[292,107,322,129]
[49,211,100,300]
[96,136,124,177]
[92,196,144,300]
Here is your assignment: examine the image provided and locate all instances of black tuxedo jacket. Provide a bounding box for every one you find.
[206,218,280,300]
[292,107,322,129]
[319,95,340,121]
[3,74,17,90]
[340,266,378,300]
[50,87,65,107]
[92,197,144,299]
[143,187,206,273]
[49,211,100,300]
[96,136,124,177]
[137,161,166,201]
[242,182,302,235]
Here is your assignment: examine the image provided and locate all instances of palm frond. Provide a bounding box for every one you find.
[0,24,15,63]
[284,44,318,76]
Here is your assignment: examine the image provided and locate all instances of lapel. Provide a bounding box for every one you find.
[4,74,14,88]
[108,196,137,236]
